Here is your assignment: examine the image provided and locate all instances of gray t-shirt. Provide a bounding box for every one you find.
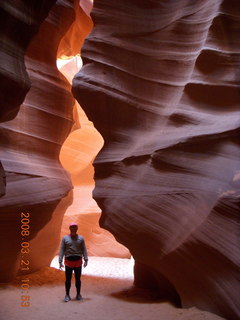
[59,234,88,264]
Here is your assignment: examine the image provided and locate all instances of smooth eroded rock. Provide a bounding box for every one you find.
[72,0,240,319]
[0,0,76,282]
[0,0,57,122]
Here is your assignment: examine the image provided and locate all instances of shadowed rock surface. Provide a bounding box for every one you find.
[0,0,127,282]
[0,0,57,122]
[72,0,240,319]
[0,0,75,282]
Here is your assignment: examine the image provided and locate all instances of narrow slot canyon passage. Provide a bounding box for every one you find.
[55,54,131,260]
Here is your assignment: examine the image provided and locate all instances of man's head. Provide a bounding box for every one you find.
[69,222,78,235]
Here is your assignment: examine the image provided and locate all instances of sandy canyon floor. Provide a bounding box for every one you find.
[0,257,226,320]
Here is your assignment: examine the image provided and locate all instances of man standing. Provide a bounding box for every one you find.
[59,222,88,302]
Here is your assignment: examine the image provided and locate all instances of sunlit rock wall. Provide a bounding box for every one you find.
[72,0,240,319]
[57,0,131,257]
[58,0,93,58]
[0,0,75,282]
[58,55,130,258]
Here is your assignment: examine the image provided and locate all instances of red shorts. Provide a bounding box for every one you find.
[64,257,82,268]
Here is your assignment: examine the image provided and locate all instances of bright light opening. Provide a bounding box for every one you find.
[51,256,134,279]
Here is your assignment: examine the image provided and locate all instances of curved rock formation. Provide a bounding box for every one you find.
[0,0,57,122]
[72,0,240,319]
[0,0,76,282]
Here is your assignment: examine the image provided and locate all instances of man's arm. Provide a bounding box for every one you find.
[59,237,65,269]
[82,239,88,267]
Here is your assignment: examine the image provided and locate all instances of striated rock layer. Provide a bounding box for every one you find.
[73,0,240,319]
[0,0,57,122]
[0,0,76,282]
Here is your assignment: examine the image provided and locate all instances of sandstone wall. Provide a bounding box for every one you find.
[72,0,240,319]
[0,0,129,283]
[0,0,75,282]
[0,0,57,122]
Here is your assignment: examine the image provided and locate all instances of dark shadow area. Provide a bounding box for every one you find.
[134,261,182,308]
[111,285,178,305]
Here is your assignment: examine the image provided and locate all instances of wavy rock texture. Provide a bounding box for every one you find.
[0,0,76,282]
[72,0,240,319]
[0,0,57,122]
